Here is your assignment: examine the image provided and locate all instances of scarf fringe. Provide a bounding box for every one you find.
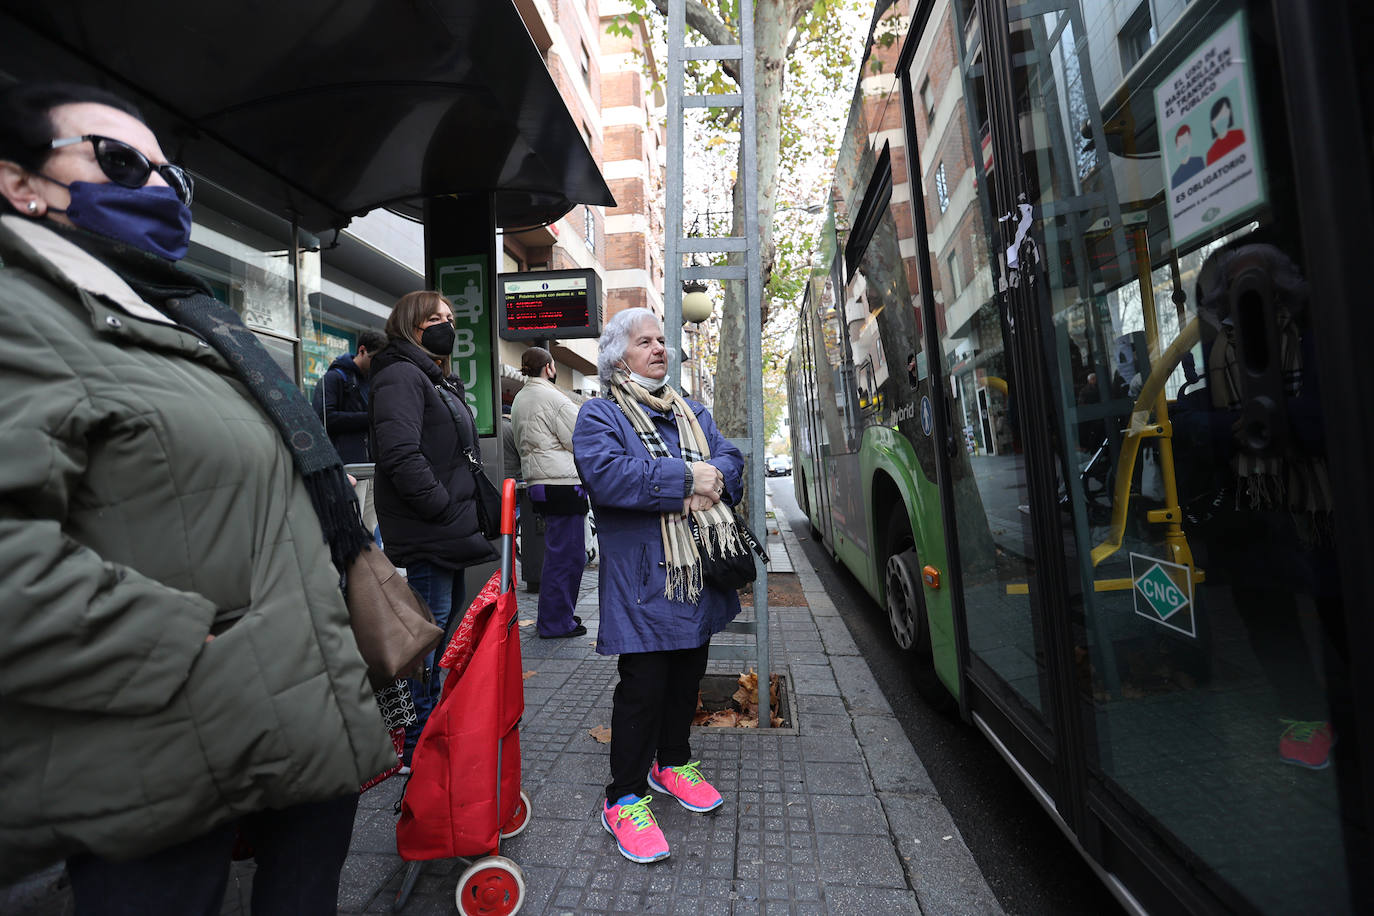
[303,466,372,572]
[697,516,744,559]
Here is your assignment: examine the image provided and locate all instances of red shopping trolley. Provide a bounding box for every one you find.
[393,479,531,915]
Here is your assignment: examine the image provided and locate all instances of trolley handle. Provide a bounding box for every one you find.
[501,478,517,536]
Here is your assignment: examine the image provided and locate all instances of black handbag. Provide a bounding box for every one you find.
[463,448,503,539]
[434,381,502,539]
[695,508,769,591]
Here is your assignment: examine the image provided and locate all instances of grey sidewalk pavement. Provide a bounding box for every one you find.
[1,484,1003,916]
[338,484,1003,915]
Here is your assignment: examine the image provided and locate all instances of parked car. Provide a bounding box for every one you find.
[765,454,792,477]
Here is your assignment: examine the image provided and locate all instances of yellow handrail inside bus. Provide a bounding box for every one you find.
[1088,315,1202,574]
[1002,314,1205,596]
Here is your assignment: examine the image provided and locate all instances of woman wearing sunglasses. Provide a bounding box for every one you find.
[0,82,394,913]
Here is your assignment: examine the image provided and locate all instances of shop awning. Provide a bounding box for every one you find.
[0,0,615,232]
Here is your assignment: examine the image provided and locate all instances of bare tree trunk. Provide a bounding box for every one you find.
[713,0,806,441]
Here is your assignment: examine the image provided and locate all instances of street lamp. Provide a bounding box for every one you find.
[681,278,714,323]
[680,278,714,400]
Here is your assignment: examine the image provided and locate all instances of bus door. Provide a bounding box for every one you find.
[900,0,1069,807]
[987,0,1363,909]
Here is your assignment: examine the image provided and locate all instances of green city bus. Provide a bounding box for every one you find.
[786,0,1372,912]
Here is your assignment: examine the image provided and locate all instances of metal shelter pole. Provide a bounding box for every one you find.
[665,0,684,385]
[664,0,769,724]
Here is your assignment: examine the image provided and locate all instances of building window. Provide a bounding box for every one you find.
[935,162,949,213]
[584,207,596,250]
[1118,2,1155,72]
[947,251,962,297]
[580,41,591,86]
[921,76,935,125]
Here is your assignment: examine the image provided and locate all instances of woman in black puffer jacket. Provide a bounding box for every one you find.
[369,290,497,764]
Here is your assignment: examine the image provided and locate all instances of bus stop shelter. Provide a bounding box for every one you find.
[1,0,614,523]
[0,0,614,234]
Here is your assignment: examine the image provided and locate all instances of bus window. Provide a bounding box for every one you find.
[908,0,1047,714]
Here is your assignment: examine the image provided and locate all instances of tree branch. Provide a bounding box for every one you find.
[784,2,822,58]
[649,0,740,83]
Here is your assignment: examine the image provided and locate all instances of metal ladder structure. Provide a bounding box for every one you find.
[663,0,770,721]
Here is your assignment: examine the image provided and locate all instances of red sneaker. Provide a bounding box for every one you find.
[648,760,723,813]
[1279,719,1334,770]
[601,795,670,863]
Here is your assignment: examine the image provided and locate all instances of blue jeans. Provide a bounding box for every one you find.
[66,794,359,916]
[403,561,464,758]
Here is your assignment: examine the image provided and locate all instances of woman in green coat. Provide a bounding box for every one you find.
[0,83,394,913]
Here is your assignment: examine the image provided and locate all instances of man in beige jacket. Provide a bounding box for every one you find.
[511,347,590,638]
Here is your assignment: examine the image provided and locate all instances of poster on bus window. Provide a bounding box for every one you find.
[1154,10,1266,249]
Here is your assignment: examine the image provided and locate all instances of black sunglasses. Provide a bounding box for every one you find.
[46,135,194,205]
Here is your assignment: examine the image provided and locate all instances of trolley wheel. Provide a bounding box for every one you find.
[455,856,525,916]
[500,789,532,839]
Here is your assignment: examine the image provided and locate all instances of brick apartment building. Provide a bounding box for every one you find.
[500,0,668,398]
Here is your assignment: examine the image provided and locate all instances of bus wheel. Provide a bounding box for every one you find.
[885,545,923,651]
[885,514,954,711]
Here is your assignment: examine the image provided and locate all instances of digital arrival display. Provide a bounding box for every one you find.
[498,268,602,340]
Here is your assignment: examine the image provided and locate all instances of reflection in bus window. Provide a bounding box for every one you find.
[1018,0,1351,909]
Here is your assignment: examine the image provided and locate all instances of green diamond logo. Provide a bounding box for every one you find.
[1134,563,1188,620]
[1202,206,1222,223]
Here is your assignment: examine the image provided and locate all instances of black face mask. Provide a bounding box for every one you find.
[419,322,456,356]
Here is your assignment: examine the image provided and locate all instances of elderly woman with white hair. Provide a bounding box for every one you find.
[572,307,744,864]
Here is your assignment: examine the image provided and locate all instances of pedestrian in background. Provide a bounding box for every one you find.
[368,290,498,769]
[312,329,387,462]
[501,401,522,485]
[572,308,744,864]
[314,328,388,541]
[511,346,588,639]
[0,81,393,912]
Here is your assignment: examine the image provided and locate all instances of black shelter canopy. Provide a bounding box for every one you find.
[0,0,615,232]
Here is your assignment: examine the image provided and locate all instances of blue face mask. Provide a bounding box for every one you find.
[46,179,193,261]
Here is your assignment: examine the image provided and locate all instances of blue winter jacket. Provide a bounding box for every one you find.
[573,395,745,655]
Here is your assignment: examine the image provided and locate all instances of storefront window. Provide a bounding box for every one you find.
[183,202,319,389]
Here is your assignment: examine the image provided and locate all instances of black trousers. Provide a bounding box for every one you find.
[66,793,359,916]
[607,642,710,804]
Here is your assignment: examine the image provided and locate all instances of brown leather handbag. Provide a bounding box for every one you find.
[345,544,442,687]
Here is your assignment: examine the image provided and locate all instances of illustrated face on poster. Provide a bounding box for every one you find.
[1155,11,1266,248]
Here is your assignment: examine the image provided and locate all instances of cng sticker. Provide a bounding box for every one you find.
[1129,553,1196,637]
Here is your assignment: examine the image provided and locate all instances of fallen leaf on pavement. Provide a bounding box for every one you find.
[518,619,535,628]
[522,670,538,680]
[705,709,741,727]
[588,725,612,744]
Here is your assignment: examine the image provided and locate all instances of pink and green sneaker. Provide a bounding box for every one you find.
[648,760,723,813]
[601,795,670,863]
[1279,719,1335,770]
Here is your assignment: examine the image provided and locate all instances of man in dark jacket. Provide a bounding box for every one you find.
[315,330,387,543]
[312,329,387,463]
